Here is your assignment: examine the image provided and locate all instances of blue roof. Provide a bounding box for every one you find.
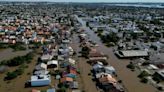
[47,88,55,92]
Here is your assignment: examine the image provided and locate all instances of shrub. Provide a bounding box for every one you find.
[126,63,135,70]
[1,52,33,66]
[138,71,150,78]
[5,72,18,80]
[157,86,163,91]
[141,78,148,83]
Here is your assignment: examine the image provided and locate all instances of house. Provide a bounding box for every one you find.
[88,50,107,62]
[62,39,70,44]
[96,72,108,79]
[98,74,117,84]
[69,58,76,65]
[60,77,73,83]
[72,90,81,92]
[70,81,79,89]
[47,88,56,92]
[154,69,164,80]
[31,89,41,92]
[93,63,104,71]
[69,47,74,55]
[98,74,124,92]
[104,66,116,75]
[41,54,53,61]
[34,70,49,75]
[30,75,51,86]
[100,83,123,92]
[47,60,58,68]
[115,50,148,58]
[149,53,164,64]
[62,69,77,78]
[58,47,69,55]
[35,63,47,71]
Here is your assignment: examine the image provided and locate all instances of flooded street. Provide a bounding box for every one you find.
[76,15,157,92]
[70,34,99,92]
[0,48,32,62]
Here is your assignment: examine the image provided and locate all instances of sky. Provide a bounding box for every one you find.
[0,0,164,3]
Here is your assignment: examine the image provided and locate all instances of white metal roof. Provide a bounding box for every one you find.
[47,60,58,65]
[121,50,148,57]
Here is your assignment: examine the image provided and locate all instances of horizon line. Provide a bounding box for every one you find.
[0,1,164,3]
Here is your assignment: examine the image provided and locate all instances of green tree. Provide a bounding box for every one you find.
[138,71,150,78]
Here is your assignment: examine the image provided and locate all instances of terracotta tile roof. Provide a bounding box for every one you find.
[99,74,117,84]
[70,69,77,75]
[60,77,73,83]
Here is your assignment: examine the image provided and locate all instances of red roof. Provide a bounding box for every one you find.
[60,77,73,83]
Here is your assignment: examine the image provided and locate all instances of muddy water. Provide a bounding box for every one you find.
[0,48,32,62]
[84,27,157,92]
[70,34,99,92]
[75,16,157,92]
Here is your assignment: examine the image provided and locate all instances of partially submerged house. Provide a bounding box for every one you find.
[98,74,124,92]
[47,60,58,68]
[47,88,56,92]
[60,77,73,83]
[70,81,79,89]
[30,75,51,86]
[88,50,108,64]
[35,63,47,71]
[115,50,149,58]
[41,54,53,61]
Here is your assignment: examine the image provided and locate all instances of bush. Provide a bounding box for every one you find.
[5,72,18,80]
[4,64,27,80]
[14,68,24,75]
[0,43,26,51]
[81,46,90,58]
[126,63,135,70]
[118,80,122,83]
[1,52,33,66]
[100,32,119,44]
[157,86,163,91]
[152,74,162,83]
[138,71,150,78]
[141,78,148,83]
[142,62,150,66]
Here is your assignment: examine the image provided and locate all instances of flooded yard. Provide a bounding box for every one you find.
[0,48,32,62]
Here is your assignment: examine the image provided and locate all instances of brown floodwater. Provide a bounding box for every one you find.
[75,15,157,92]
[0,48,31,62]
[82,27,157,92]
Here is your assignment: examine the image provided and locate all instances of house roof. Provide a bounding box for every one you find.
[31,89,40,92]
[47,60,58,65]
[70,69,77,75]
[31,75,51,81]
[157,69,164,78]
[89,51,105,57]
[35,63,47,70]
[99,74,117,84]
[104,66,116,72]
[34,70,49,75]
[117,50,148,57]
[41,54,53,61]
[70,81,79,89]
[47,88,55,92]
[93,63,104,70]
[69,58,76,65]
[60,77,73,83]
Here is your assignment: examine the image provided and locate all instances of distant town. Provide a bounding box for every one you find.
[0,2,164,92]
